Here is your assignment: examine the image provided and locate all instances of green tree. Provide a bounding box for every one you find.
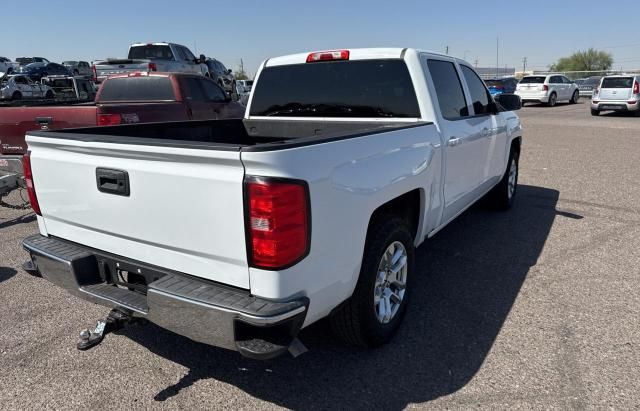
[550,48,613,72]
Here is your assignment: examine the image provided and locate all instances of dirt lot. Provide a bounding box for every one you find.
[0,102,638,410]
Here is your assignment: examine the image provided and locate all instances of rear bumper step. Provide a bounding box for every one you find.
[23,234,308,359]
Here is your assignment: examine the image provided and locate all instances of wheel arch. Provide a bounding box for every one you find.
[366,188,423,245]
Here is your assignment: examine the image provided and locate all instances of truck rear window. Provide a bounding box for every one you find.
[601,77,633,89]
[520,76,546,84]
[128,45,174,60]
[98,76,175,102]
[249,60,420,118]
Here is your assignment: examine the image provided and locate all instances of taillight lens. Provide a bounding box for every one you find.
[245,177,310,270]
[97,113,121,126]
[148,62,157,71]
[306,50,350,63]
[22,151,41,216]
[91,64,97,82]
[633,81,639,94]
[543,85,549,91]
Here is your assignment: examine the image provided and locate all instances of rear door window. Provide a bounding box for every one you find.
[250,59,420,118]
[200,79,227,102]
[426,59,469,120]
[460,65,492,115]
[181,77,207,102]
[99,76,176,101]
[601,77,634,88]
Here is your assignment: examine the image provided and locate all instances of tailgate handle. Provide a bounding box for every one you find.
[35,117,53,129]
[96,168,130,196]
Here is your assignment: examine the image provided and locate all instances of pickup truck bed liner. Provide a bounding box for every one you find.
[28,118,430,151]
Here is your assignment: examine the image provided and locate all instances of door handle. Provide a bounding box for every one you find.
[447,137,461,147]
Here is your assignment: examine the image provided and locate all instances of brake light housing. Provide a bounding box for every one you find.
[148,62,157,71]
[245,177,310,270]
[97,113,122,126]
[543,84,549,92]
[633,81,639,94]
[91,64,97,82]
[22,151,41,216]
[306,50,350,63]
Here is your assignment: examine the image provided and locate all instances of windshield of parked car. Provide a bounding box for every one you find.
[520,76,546,84]
[98,76,176,101]
[601,77,633,89]
[584,77,601,86]
[250,60,420,118]
[128,45,174,60]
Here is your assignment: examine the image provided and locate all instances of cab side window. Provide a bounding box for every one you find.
[460,65,492,115]
[426,59,469,120]
[200,78,227,102]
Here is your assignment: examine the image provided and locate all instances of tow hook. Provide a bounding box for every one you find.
[77,308,147,351]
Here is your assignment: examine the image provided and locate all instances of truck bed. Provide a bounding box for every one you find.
[28,118,429,151]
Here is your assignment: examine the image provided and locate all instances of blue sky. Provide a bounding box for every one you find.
[2,0,639,76]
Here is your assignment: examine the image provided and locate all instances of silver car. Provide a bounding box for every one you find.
[591,75,640,116]
[62,61,92,77]
[0,74,55,100]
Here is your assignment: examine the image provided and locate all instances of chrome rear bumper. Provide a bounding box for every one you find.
[23,234,308,359]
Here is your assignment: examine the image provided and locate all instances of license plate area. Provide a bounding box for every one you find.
[96,256,166,294]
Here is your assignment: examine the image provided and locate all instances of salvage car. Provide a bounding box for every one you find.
[62,61,92,77]
[0,57,19,74]
[205,58,236,94]
[22,48,523,359]
[0,74,55,100]
[16,62,71,81]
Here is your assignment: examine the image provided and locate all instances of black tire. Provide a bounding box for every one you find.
[570,90,579,104]
[73,69,79,76]
[330,215,414,347]
[591,108,599,116]
[45,90,54,99]
[546,92,557,107]
[11,91,21,100]
[485,146,519,210]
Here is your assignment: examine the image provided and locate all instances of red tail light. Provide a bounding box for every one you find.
[245,177,310,270]
[97,113,122,126]
[22,151,41,216]
[148,62,157,71]
[633,81,639,94]
[543,85,549,91]
[91,64,97,82]
[306,50,350,63]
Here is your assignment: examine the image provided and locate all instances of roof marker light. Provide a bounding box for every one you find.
[306,50,350,63]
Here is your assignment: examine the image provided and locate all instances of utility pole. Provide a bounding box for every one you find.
[474,59,479,69]
[522,57,527,73]
[445,45,449,55]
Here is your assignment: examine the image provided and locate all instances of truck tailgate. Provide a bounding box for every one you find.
[0,105,96,154]
[26,134,250,289]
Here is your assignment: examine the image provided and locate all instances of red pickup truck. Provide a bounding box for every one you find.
[0,72,245,155]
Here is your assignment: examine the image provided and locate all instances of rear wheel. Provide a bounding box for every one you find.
[11,91,21,100]
[591,108,600,116]
[570,90,579,104]
[330,215,414,347]
[546,92,557,107]
[73,69,79,76]
[45,90,54,99]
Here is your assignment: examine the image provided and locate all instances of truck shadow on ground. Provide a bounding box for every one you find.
[122,184,561,410]
[0,212,36,230]
[0,266,17,283]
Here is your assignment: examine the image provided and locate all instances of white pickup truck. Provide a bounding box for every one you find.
[92,43,208,83]
[22,48,523,359]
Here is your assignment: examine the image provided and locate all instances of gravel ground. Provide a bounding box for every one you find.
[0,101,638,410]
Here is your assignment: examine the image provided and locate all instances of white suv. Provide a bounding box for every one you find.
[591,75,640,116]
[516,74,580,107]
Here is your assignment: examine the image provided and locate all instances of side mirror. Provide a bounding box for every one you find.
[495,93,521,111]
[199,55,206,64]
[227,69,233,75]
